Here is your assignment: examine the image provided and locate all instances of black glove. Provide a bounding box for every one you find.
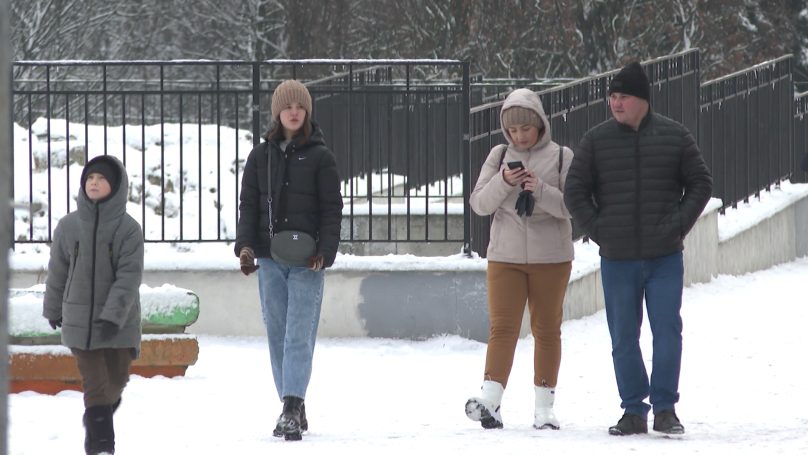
[515,190,535,217]
[48,318,63,330]
[94,319,119,341]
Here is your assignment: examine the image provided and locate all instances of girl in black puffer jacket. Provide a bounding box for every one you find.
[235,80,343,441]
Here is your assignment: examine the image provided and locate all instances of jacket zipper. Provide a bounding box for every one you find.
[524,153,531,264]
[634,132,642,257]
[108,243,115,280]
[86,203,100,349]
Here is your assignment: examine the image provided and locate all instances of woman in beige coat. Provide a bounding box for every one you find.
[465,88,574,430]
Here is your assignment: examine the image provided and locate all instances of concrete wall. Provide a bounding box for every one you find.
[718,208,797,276]
[797,197,808,258]
[683,207,720,285]
[10,190,808,343]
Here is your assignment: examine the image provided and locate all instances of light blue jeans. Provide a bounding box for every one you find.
[257,257,324,401]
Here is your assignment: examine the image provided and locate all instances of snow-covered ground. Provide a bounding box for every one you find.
[9,256,808,454]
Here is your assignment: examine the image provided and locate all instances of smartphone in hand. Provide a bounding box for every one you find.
[507,160,525,170]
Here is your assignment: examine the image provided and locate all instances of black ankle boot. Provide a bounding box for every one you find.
[84,405,115,454]
[300,402,308,431]
[277,396,304,441]
[112,397,122,414]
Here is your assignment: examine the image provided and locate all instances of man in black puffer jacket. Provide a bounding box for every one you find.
[564,62,712,437]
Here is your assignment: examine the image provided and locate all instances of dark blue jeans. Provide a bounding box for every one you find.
[601,251,683,418]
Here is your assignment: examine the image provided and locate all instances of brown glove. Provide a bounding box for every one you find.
[308,255,324,272]
[239,247,259,275]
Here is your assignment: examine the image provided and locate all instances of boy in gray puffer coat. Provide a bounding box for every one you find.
[43,155,144,455]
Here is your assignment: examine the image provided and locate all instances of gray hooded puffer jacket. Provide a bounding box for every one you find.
[43,155,144,357]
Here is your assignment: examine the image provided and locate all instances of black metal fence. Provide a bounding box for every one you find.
[469,77,573,106]
[699,55,794,208]
[11,59,470,245]
[467,50,701,256]
[12,52,807,254]
[795,91,808,184]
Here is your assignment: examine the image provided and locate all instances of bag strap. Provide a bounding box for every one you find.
[265,142,275,237]
[496,143,508,168]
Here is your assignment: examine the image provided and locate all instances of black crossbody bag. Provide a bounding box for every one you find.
[266,144,317,267]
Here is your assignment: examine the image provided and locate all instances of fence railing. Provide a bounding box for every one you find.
[699,55,794,208]
[11,59,471,246]
[467,50,700,256]
[12,52,807,256]
[795,91,808,184]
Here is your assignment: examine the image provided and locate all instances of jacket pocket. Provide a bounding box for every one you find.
[62,299,91,327]
[655,206,683,241]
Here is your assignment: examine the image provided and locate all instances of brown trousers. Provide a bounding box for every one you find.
[484,261,572,388]
[71,348,133,408]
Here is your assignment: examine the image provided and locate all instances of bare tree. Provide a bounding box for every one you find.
[8,0,808,82]
[10,0,119,77]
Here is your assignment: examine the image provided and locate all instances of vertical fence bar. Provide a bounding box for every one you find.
[424,80,430,241]
[24,95,33,239]
[140,93,146,238]
[386,68,393,242]
[179,94,184,241]
[216,64,222,240]
[160,64,166,240]
[405,64,411,241]
[46,65,52,240]
[785,59,793,184]
[444,85,450,240]
[65,94,71,213]
[252,62,261,147]
[122,93,126,167]
[233,90,239,243]
[103,64,108,156]
[461,62,471,255]
[197,92,203,239]
[1,0,11,450]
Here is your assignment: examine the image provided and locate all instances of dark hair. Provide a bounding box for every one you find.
[263,113,312,144]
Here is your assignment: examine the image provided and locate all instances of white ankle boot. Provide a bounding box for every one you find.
[465,380,504,429]
[533,386,560,430]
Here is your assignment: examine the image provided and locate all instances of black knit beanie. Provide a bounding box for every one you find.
[82,157,120,194]
[608,61,650,101]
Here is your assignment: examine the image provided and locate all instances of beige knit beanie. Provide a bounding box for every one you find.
[271,80,313,120]
[501,106,541,130]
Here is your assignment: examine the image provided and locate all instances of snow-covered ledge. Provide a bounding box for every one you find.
[10,181,808,341]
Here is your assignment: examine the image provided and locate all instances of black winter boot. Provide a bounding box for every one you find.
[653,410,685,434]
[608,412,648,436]
[112,398,122,414]
[273,401,308,438]
[300,402,308,432]
[277,396,304,441]
[84,405,115,454]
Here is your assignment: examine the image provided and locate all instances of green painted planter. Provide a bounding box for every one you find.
[10,284,200,344]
